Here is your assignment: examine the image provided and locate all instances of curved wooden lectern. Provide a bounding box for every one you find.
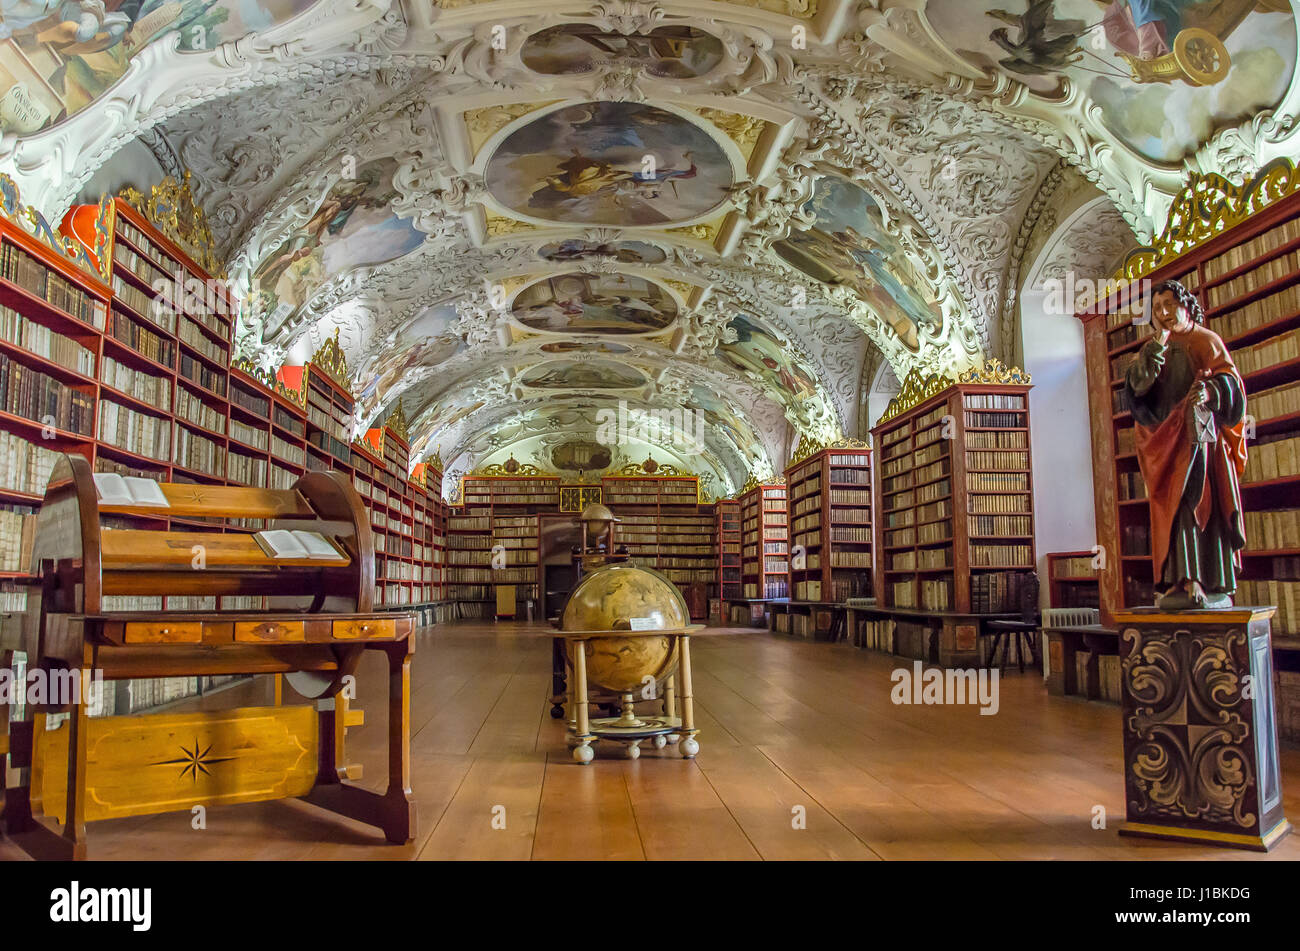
[3,454,417,860]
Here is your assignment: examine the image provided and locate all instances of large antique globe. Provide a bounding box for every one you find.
[560,563,688,694]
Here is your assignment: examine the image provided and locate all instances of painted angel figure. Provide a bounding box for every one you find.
[1124,280,1248,610]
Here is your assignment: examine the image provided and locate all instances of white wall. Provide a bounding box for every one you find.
[1019,286,1098,603]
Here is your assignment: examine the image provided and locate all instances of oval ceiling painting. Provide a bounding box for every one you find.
[512,273,677,335]
[539,341,633,355]
[521,24,724,78]
[518,360,648,390]
[485,102,733,226]
[537,239,667,265]
[550,440,613,473]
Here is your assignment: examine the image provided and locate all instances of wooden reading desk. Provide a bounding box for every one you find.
[2,454,417,860]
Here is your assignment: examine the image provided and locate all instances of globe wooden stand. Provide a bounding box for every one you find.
[562,631,699,763]
[1115,607,1291,851]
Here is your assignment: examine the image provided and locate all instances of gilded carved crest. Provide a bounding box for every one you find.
[119,171,225,278]
[1121,157,1300,282]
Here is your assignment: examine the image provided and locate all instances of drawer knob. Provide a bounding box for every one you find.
[160,628,169,635]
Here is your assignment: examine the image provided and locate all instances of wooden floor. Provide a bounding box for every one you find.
[6,619,1300,861]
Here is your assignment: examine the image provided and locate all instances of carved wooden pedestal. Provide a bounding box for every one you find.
[1116,607,1291,851]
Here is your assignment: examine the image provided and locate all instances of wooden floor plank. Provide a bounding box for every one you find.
[531,756,644,861]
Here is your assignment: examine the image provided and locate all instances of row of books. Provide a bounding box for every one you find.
[967,472,1029,492]
[1244,508,1300,554]
[229,418,268,450]
[968,515,1032,536]
[1234,327,1299,375]
[965,430,1027,449]
[917,521,949,544]
[111,274,174,334]
[98,399,170,459]
[227,451,267,485]
[1213,281,1300,340]
[892,577,951,611]
[0,305,95,375]
[0,507,36,572]
[0,242,106,329]
[107,310,173,367]
[178,317,227,364]
[1251,379,1300,423]
[964,394,1026,411]
[970,571,1030,613]
[828,466,870,484]
[967,493,1029,514]
[1051,555,1098,578]
[180,353,225,397]
[0,353,95,434]
[964,411,1024,429]
[1239,580,1300,637]
[1204,217,1300,281]
[1117,469,1147,501]
[1206,248,1299,308]
[101,354,169,406]
[970,543,1031,567]
[173,425,224,472]
[0,430,59,496]
[1242,434,1300,484]
[175,387,225,434]
[966,450,1029,471]
[230,381,271,419]
[743,580,789,599]
[1121,522,1151,557]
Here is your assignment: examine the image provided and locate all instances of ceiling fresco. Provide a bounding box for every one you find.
[510,273,679,335]
[11,0,1298,495]
[923,0,1296,164]
[483,102,736,227]
[0,0,320,135]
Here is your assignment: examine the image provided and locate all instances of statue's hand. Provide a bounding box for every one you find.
[1193,381,1210,406]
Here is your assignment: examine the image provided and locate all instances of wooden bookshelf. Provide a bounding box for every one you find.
[602,472,714,617]
[739,482,789,600]
[1077,162,1300,645]
[785,445,872,603]
[450,474,560,614]
[872,376,1035,618]
[717,499,742,600]
[1045,550,1101,610]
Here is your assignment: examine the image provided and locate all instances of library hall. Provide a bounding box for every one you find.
[5,0,1300,905]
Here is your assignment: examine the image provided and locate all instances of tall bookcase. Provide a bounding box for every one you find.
[871,371,1036,624]
[785,445,872,602]
[739,482,789,600]
[1077,160,1300,645]
[451,473,559,614]
[717,499,742,600]
[602,471,714,617]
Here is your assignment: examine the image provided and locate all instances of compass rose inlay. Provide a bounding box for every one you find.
[152,738,237,782]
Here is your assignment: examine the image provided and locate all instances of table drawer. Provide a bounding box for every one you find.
[234,620,306,643]
[123,621,203,644]
[332,618,395,640]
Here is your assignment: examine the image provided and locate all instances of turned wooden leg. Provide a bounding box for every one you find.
[572,638,593,764]
[677,635,699,759]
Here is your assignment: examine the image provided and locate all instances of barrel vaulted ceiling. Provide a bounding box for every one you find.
[2,0,1297,496]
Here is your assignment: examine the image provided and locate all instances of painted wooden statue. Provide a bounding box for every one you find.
[1124,279,1249,610]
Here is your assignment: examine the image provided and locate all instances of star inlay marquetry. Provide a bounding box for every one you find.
[152,739,236,782]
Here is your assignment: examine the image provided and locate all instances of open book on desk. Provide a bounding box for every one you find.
[93,473,169,507]
[253,529,345,561]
